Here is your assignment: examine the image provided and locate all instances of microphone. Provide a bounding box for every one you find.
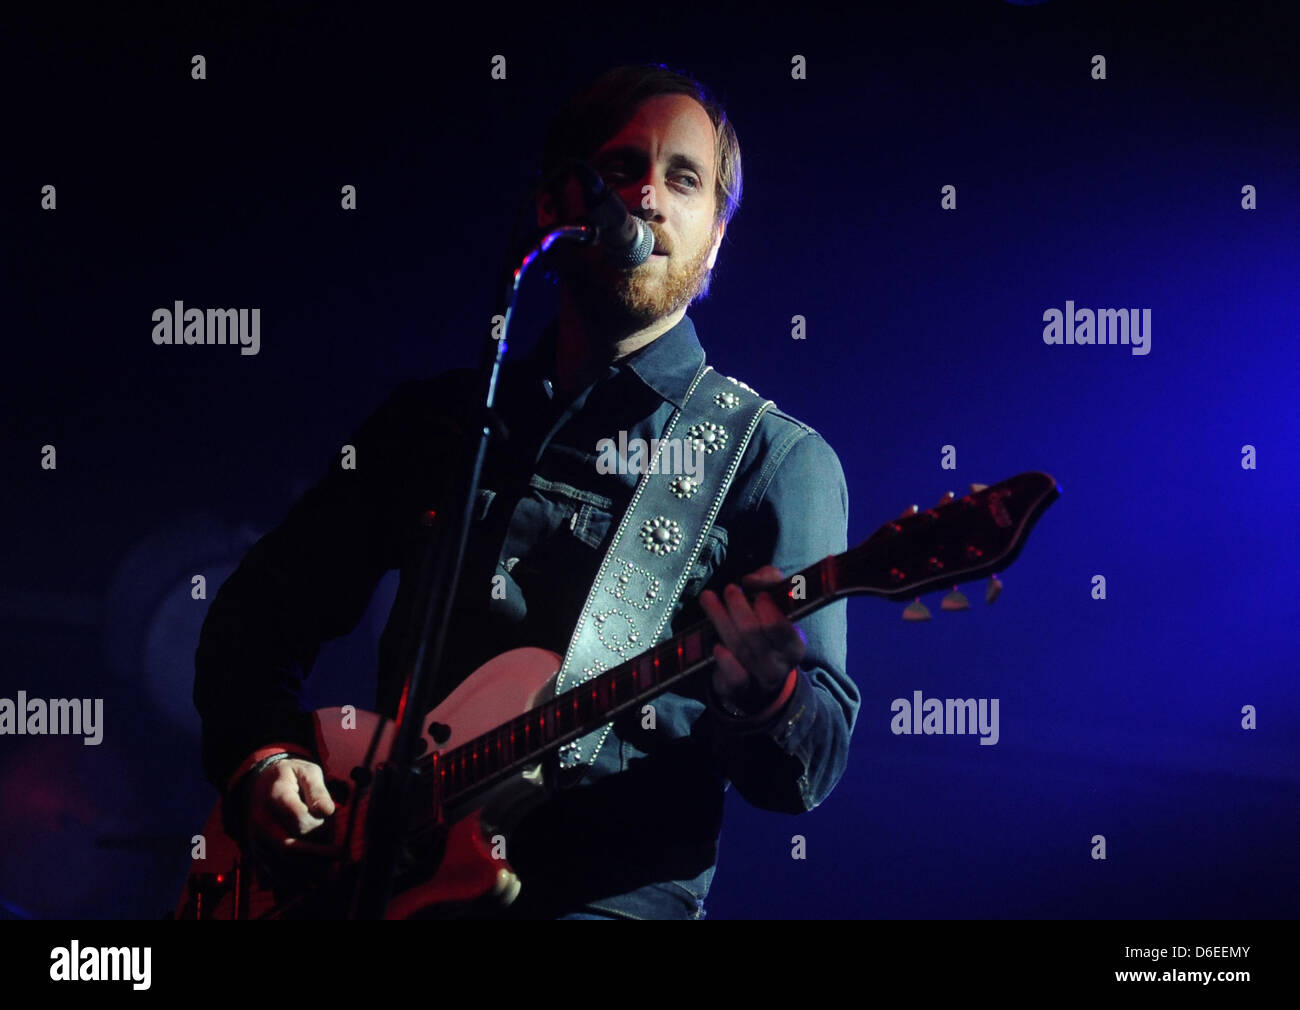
[559,160,656,268]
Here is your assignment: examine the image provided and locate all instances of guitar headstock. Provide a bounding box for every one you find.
[836,471,1060,602]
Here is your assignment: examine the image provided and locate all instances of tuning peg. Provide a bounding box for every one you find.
[903,597,932,622]
[941,587,970,611]
[935,491,957,508]
[969,482,988,493]
[899,504,919,519]
[985,575,1002,604]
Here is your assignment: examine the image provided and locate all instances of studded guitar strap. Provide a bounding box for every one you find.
[553,363,773,772]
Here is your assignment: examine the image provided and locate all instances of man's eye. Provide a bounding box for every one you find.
[676,175,700,190]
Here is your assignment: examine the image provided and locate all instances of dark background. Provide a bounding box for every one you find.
[2,0,1297,919]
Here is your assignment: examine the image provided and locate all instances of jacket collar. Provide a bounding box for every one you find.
[527,313,706,410]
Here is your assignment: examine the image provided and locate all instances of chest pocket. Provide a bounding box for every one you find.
[683,524,728,599]
[528,474,616,551]
[567,501,614,549]
[530,483,729,583]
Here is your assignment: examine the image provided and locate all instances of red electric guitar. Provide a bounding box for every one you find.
[176,471,1060,919]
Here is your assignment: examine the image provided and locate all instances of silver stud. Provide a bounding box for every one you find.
[593,608,638,656]
[669,475,700,499]
[714,391,740,409]
[686,421,728,455]
[606,560,661,610]
[639,515,683,555]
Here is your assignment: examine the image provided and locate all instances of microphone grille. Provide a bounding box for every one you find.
[606,218,656,269]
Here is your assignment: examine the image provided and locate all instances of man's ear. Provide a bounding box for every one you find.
[536,188,557,230]
[705,220,726,270]
[538,176,585,229]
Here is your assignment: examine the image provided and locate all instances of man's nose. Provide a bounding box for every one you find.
[614,171,665,219]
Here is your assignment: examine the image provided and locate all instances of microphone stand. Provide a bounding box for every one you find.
[349,174,602,920]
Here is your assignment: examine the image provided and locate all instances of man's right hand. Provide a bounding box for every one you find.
[247,757,337,853]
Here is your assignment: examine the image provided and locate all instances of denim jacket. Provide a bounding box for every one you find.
[194,313,859,919]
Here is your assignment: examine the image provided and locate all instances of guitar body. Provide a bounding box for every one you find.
[176,647,565,920]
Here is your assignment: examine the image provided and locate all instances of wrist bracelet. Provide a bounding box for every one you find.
[224,742,314,793]
[247,751,294,780]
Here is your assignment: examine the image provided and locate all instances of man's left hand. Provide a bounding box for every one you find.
[698,565,805,716]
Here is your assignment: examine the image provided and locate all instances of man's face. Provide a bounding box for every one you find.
[540,93,726,329]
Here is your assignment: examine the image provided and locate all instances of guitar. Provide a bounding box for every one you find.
[176,470,1060,919]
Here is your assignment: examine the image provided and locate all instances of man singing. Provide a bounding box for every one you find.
[194,63,859,919]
